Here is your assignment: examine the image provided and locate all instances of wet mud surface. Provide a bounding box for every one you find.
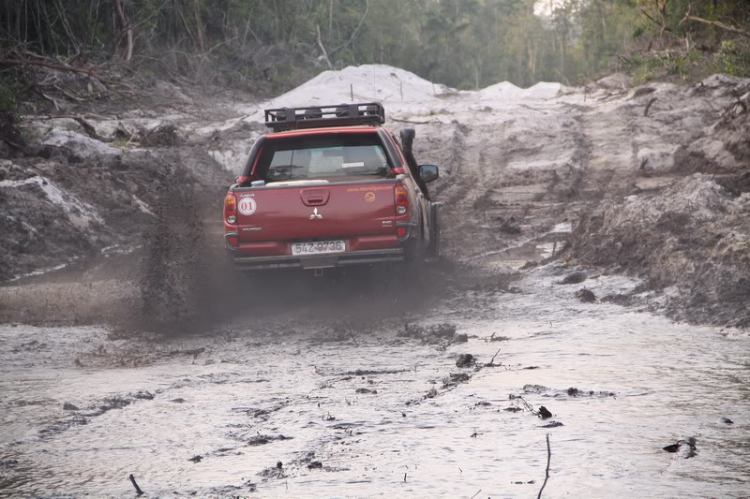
[1,266,749,498]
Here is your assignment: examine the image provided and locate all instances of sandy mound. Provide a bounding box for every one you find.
[477,81,569,101]
[478,81,524,100]
[259,65,571,112]
[261,64,454,109]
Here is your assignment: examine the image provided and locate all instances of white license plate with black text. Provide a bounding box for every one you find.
[292,240,346,256]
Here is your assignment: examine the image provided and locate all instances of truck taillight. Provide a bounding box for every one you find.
[224,194,237,224]
[395,185,408,216]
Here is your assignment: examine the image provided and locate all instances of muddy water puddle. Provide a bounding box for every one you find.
[1,265,749,498]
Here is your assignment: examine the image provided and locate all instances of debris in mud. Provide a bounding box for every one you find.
[320,322,362,343]
[170,398,186,403]
[455,353,476,368]
[575,288,597,303]
[307,461,324,469]
[443,372,471,388]
[188,455,203,463]
[499,219,523,235]
[525,384,615,398]
[424,387,439,399]
[355,388,378,394]
[558,272,587,285]
[540,421,564,428]
[488,333,511,342]
[523,384,549,394]
[62,402,79,411]
[721,417,734,425]
[538,406,553,419]
[344,369,408,376]
[128,474,144,496]
[504,406,523,412]
[167,347,206,358]
[453,333,469,343]
[246,434,292,446]
[399,322,461,346]
[132,390,154,400]
[663,437,698,458]
[601,293,632,306]
[39,414,89,437]
[485,347,503,367]
[258,463,286,480]
[507,396,557,423]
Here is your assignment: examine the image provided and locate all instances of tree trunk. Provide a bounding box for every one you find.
[114,0,133,61]
[193,0,205,52]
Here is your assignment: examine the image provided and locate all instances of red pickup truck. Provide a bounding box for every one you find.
[223,103,441,273]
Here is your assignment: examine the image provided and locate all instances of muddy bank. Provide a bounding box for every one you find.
[571,174,750,327]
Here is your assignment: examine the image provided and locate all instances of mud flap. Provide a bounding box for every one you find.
[428,202,442,259]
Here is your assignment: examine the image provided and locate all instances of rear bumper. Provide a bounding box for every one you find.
[231,248,404,271]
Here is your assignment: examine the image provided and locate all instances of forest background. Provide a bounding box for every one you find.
[0,0,749,109]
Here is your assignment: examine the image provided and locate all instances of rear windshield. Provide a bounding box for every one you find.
[255,134,391,182]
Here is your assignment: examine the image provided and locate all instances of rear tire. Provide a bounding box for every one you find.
[403,219,426,280]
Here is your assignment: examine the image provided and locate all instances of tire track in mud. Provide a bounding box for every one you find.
[419,103,592,265]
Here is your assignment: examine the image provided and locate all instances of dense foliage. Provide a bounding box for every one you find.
[1,0,748,93]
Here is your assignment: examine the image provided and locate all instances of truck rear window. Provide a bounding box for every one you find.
[255,134,391,182]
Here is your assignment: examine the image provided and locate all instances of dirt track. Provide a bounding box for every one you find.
[1,66,750,497]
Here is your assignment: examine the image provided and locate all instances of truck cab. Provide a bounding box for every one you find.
[223,103,440,271]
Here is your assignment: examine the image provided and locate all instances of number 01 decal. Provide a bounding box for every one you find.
[238,197,257,215]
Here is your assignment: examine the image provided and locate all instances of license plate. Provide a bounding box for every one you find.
[292,240,346,256]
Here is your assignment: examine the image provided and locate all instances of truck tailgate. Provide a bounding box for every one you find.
[236,180,397,244]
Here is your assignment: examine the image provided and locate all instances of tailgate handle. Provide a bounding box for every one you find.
[300,188,330,206]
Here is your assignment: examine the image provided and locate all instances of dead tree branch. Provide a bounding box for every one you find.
[680,5,750,39]
[316,25,333,70]
[128,474,144,496]
[486,348,502,367]
[537,434,552,499]
[0,58,142,104]
[510,395,540,416]
[0,58,109,86]
[640,9,673,33]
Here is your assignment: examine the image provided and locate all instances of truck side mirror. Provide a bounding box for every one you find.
[419,164,439,183]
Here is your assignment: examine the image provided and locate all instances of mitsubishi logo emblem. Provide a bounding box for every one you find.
[309,207,323,220]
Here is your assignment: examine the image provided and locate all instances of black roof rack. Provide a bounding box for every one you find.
[264,102,385,132]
